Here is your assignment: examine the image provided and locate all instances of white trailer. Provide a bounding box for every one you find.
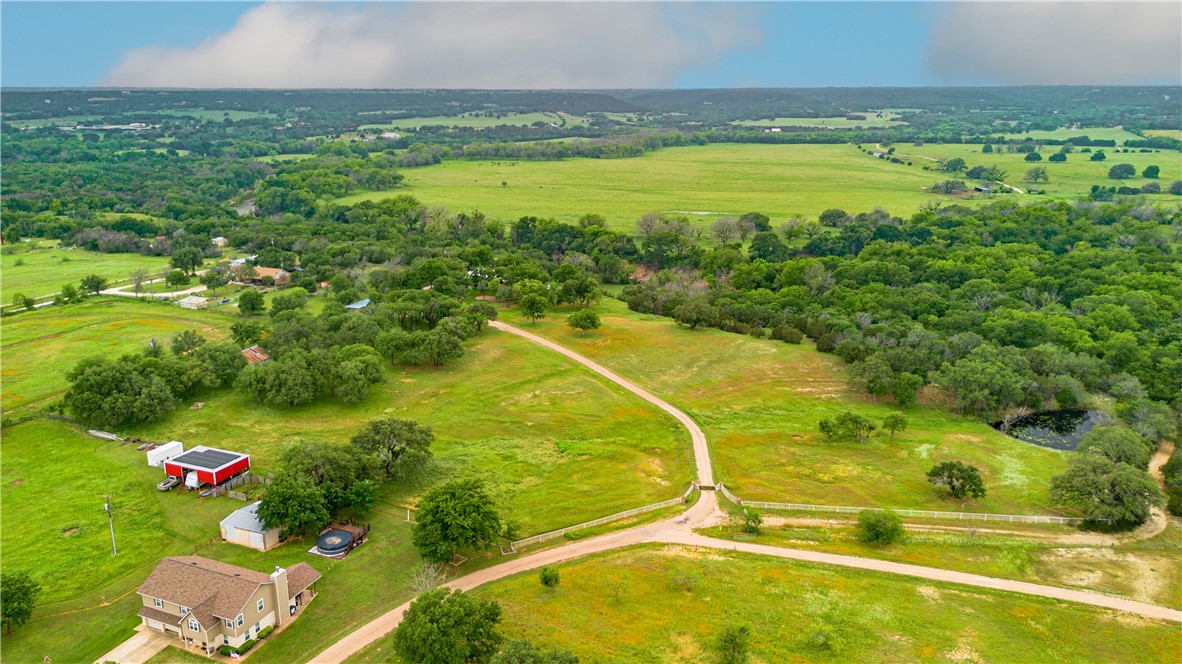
[147,441,184,468]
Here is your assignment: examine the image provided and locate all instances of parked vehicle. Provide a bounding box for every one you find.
[156,477,181,491]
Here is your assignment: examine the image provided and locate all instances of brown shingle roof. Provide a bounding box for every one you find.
[285,562,322,599]
[137,605,182,626]
[137,557,269,629]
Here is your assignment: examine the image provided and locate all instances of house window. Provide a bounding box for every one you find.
[223,636,229,646]
[188,619,199,632]
[225,618,233,629]
[179,606,188,615]
[236,614,244,627]
[257,599,264,613]
[153,598,163,608]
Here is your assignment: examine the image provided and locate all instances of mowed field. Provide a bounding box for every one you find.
[337,144,944,230]
[891,142,1182,199]
[344,546,1178,663]
[0,299,233,409]
[1,242,172,298]
[500,299,1073,515]
[126,325,693,534]
[0,419,425,664]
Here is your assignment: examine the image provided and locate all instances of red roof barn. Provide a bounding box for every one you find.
[163,446,250,487]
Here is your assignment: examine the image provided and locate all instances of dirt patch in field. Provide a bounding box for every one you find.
[10,479,24,486]
[916,585,942,601]
[946,636,984,663]
[62,527,79,536]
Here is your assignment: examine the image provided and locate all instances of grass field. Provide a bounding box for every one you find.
[0,419,427,664]
[423,545,1174,663]
[337,144,945,230]
[500,299,1073,515]
[1,242,172,298]
[891,142,1182,199]
[125,325,693,534]
[154,108,277,121]
[1,298,234,409]
[996,126,1145,143]
[701,516,1182,610]
[734,111,905,129]
[360,111,589,130]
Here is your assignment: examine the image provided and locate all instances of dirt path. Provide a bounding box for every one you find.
[489,321,714,487]
[307,323,1181,663]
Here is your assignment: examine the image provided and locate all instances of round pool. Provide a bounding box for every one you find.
[316,530,353,555]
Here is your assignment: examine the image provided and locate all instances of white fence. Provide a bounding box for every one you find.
[716,483,1090,525]
[504,483,697,553]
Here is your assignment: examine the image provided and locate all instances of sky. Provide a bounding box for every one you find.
[1,1,1179,88]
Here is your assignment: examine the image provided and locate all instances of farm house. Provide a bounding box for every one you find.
[163,446,250,488]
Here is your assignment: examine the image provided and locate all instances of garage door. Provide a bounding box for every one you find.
[249,531,265,549]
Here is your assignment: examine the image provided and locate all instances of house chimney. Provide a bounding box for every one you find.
[271,566,289,627]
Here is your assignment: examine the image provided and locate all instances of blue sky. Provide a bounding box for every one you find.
[1,2,1178,88]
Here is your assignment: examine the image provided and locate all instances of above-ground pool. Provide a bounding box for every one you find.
[316,530,354,555]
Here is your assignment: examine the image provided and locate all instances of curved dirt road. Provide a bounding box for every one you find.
[308,323,1180,663]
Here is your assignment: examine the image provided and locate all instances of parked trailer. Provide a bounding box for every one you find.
[147,441,184,468]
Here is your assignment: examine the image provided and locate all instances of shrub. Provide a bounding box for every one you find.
[237,639,256,654]
[857,510,904,546]
[715,624,751,664]
[539,566,560,589]
[258,625,274,639]
[218,646,233,657]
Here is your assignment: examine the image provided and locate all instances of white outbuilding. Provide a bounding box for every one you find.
[147,441,184,468]
[220,501,281,551]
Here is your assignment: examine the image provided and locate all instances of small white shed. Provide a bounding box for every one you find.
[220,502,281,551]
[147,441,184,468]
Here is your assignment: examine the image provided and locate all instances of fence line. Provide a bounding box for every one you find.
[716,483,1089,525]
[502,483,698,554]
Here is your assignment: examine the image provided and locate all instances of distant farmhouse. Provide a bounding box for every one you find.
[137,557,320,654]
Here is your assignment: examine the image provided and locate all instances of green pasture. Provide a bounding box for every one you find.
[154,108,276,121]
[995,126,1145,143]
[701,517,1182,610]
[5,115,104,128]
[360,111,589,131]
[1,243,172,298]
[893,142,1181,199]
[456,546,1176,663]
[1,298,233,409]
[255,153,316,164]
[734,111,905,129]
[337,143,945,230]
[126,326,692,534]
[1142,129,1182,141]
[500,299,1072,515]
[0,419,425,664]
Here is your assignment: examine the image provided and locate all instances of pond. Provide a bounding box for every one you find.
[994,409,1105,451]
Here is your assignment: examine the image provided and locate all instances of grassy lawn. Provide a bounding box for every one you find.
[0,418,424,664]
[1,242,171,298]
[126,325,692,535]
[344,545,1178,662]
[700,515,1182,610]
[500,299,1073,515]
[0,298,234,409]
[335,143,946,231]
[995,126,1146,143]
[154,108,277,121]
[890,141,1181,200]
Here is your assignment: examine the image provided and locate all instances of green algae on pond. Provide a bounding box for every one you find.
[995,410,1105,451]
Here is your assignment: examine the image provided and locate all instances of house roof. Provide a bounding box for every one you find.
[242,345,272,365]
[168,446,247,472]
[138,604,181,626]
[252,267,289,279]
[178,296,208,305]
[137,556,270,629]
[285,563,322,599]
[345,298,371,310]
[220,501,270,535]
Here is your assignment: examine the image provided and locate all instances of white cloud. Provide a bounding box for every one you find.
[102,2,762,88]
[926,2,1181,85]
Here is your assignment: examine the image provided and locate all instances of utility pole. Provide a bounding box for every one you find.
[105,495,117,555]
